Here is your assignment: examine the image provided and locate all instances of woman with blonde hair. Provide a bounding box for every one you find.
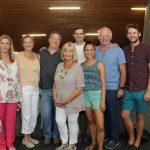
[0,34,22,150]
[53,42,85,150]
[16,35,40,148]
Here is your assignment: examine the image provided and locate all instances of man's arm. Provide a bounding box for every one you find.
[117,63,126,98]
[144,63,150,101]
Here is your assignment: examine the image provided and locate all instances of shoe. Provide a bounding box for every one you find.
[43,138,51,145]
[124,143,133,150]
[55,143,68,150]
[104,140,119,149]
[129,145,139,150]
[9,147,16,150]
[104,138,109,143]
[30,138,39,145]
[53,137,60,144]
[67,144,77,150]
[22,139,35,148]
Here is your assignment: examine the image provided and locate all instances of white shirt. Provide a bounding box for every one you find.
[74,43,86,64]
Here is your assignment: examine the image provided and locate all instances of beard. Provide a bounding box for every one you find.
[129,37,139,44]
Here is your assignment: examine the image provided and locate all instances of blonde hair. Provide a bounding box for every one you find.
[0,34,15,62]
[21,34,34,45]
[61,42,78,63]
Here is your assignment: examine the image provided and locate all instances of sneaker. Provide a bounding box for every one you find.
[30,138,39,145]
[104,140,119,149]
[67,144,77,150]
[22,139,35,148]
[43,138,51,145]
[55,144,68,150]
[53,137,60,145]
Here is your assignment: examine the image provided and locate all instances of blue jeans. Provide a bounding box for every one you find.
[40,89,59,139]
[104,90,121,142]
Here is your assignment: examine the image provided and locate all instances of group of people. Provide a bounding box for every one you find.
[0,24,150,150]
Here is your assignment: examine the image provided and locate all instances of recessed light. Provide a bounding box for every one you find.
[131,7,146,11]
[85,33,98,36]
[49,7,81,10]
[22,34,47,37]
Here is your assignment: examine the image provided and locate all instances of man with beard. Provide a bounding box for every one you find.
[121,24,150,150]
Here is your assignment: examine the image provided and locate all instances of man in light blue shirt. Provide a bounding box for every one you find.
[96,27,126,150]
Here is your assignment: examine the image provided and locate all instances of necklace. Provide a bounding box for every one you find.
[59,68,68,79]
[59,62,74,79]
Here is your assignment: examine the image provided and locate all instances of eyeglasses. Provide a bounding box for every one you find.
[60,69,68,79]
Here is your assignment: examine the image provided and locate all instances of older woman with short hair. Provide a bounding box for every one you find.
[53,42,84,150]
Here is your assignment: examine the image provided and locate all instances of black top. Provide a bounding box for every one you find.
[39,48,61,89]
[124,43,150,92]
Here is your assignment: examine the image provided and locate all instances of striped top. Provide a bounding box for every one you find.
[82,61,102,91]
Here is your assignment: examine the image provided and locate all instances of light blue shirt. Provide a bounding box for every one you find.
[96,44,126,90]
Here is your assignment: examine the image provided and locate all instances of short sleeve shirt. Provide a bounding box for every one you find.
[39,48,61,89]
[54,62,85,114]
[95,44,126,90]
[123,43,150,92]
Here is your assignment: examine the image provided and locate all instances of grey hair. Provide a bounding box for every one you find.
[98,27,113,40]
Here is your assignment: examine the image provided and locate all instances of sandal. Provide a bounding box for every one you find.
[85,144,96,150]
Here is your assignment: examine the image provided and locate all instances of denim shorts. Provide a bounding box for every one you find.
[122,90,148,113]
[84,90,101,109]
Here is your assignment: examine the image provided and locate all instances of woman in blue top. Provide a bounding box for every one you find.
[82,42,106,150]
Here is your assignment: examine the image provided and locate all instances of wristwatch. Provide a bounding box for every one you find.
[120,87,125,90]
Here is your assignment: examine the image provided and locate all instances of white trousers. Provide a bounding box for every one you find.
[21,85,39,134]
[56,106,79,145]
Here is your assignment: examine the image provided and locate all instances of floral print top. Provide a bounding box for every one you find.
[0,60,22,103]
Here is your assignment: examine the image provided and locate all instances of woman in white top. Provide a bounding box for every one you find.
[16,35,40,148]
[0,34,21,150]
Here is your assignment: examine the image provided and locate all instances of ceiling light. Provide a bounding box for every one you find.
[131,7,146,11]
[85,33,98,36]
[22,34,47,37]
[49,7,81,10]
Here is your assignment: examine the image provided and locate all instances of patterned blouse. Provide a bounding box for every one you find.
[0,60,22,103]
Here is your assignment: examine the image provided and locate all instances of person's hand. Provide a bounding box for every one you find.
[100,100,106,112]
[54,97,62,106]
[117,89,124,98]
[112,43,120,47]
[16,102,21,112]
[58,99,68,106]
[144,90,150,101]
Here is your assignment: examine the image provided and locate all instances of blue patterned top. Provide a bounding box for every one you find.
[82,61,102,91]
